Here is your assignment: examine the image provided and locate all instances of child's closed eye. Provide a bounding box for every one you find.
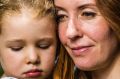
[6,40,25,52]
[36,40,52,49]
[10,46,23,51]
[36,44,50,49]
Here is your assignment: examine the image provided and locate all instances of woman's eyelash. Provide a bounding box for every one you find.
[56,14,68,22]
[79,11,98,20]
[82,11,97,17]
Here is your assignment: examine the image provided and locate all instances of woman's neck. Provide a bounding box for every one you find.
[91,53,120,79]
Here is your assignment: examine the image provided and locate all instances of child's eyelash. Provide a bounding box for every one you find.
[10,47,23,51]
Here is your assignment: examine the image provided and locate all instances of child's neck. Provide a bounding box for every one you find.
[91,53,120,79]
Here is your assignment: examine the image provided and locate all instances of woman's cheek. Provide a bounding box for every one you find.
[58,26,67,44]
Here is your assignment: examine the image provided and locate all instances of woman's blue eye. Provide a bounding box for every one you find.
[57,14,68,23]
[81,11,97,20]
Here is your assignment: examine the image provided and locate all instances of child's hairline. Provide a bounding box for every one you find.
[0,0,56,34]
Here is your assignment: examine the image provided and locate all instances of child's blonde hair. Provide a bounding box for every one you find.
[0,0,56,33]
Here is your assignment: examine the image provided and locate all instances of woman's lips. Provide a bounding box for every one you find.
[71,45,93,56]
[24,69,42,78]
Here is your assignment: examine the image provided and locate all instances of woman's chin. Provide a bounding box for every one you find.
[75,61,98,71]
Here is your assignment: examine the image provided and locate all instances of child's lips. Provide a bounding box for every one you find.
[24,69,43,78]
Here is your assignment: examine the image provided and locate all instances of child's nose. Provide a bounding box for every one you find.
[26,47,40,64]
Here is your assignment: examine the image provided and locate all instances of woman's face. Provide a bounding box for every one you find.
[0,9,57,78]
[55,0,118,70]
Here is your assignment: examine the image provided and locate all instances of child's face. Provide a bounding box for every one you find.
[0,9,57,79]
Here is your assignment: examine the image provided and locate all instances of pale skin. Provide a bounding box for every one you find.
[0,8,57,79]
[55,0,120,79]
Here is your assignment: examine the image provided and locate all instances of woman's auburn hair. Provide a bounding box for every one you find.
[53,46,86,79]
[96,0,120,41]
[53,46,74,79]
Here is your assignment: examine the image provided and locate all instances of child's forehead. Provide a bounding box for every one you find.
[1,12,56,36]
[3,13,51,26]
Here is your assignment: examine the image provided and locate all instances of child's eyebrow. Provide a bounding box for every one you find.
[6,40,25,45]
[36,37,55,42]
[6,37,55,43]
[6,39,24,42]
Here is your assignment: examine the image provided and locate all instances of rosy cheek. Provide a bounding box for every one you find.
[58,27,67,44]
[91,27,109,42]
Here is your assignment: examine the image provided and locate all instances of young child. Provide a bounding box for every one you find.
[0,0,58,79]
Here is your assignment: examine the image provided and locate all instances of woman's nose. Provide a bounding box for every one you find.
[66,19,82,40]
[26,47,40,64]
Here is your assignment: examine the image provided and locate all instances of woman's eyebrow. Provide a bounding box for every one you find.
[55,4,96,11]
[77,4,96,10]
[55,5,67,12]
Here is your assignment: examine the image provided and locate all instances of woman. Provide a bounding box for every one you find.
[54,0,120,79]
